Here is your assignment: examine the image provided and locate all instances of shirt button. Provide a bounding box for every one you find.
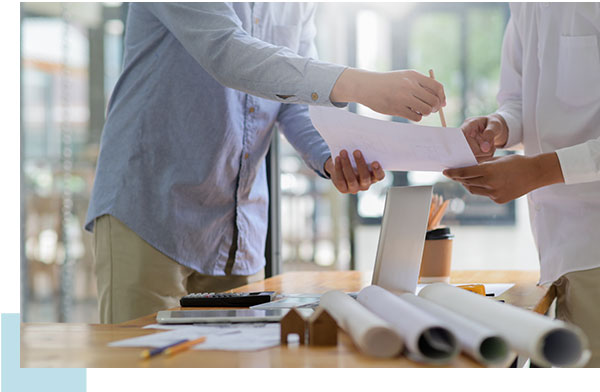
[249,107,255,113]
[311,92,319,101]
[244,153,249,160]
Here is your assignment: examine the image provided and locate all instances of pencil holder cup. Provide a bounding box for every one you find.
[419,227,454,284]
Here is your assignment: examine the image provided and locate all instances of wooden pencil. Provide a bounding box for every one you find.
[428,69,447,127]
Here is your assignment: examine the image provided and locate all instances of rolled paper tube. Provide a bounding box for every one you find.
[419,283,590,367]
[320,290,403,358]
[358,285,459,364]
[400,293,511,366]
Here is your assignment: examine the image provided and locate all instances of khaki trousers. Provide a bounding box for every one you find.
[93,215,264,324]
[553,267,600,368]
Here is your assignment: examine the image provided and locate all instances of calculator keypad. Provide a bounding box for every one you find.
[180,291,275,307]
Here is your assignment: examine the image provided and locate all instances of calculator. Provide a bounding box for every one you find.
[179,291,276,307]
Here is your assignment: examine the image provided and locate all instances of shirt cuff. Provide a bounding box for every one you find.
[495,110,522,149]
[556,143,600,185]
[314,150,332,179]
[299,61,348,108]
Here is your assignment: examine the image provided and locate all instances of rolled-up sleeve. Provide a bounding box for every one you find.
[495,17,524,149]
[556,138,600,184]
[145,2,346,106]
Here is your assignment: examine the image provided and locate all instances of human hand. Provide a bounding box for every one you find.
[324,149,385,194]
[461,114,509,162]
[442,153,564,204]
[330,68,446,122]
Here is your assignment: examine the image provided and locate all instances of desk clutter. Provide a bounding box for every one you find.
[280,307,338,347]
[319,284,590,367]
[107,283,589,367]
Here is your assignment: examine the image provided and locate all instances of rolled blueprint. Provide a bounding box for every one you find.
[357,285,459,364]
[400,293,511,366]
[320,290,403,358]
[419,283,590,367]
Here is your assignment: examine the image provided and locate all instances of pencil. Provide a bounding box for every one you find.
[140,339,188,359]
[164,336,207,356]
[431,199,450,229]
[428,69,447,127]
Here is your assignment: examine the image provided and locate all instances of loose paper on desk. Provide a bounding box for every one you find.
[109,323,280,352]
[309,106,477,172]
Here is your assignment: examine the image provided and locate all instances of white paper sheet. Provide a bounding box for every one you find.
[109,323,281,352]
[309,106,477,172]
[399,293,512,366]
[357,285,459,364]
[419,283,591,367]
[320,290,403,358]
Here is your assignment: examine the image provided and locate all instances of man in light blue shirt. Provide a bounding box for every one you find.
[86,3,446,323]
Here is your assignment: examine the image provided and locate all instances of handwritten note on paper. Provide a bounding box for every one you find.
[309,106,477,172]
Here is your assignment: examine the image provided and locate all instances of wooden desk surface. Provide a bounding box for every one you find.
[21,270,551,368]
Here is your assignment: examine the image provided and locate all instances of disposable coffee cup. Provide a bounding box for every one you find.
[419,227,454,284]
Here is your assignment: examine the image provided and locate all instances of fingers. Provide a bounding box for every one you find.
[458,176,492,189]
[340,150,360,193]
[331,150,382,194]
[353,150,372,190]
[371,161,385,182]
[332,156,348,193]
[413,88,441,114]
[443,165,483,180]
[408,96,434,117]
[398,106,423,122]
[463,185,490,197]
[461,116,488,137]
[414,72,446,107]
[479,127,496,153]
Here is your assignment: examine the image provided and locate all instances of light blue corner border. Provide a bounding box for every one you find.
[2,313,86,392]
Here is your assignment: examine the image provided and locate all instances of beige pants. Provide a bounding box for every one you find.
[93,215,264,324]
[553,267,600,368]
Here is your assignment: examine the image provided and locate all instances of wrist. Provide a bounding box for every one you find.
[323,156,333,178]
[530,152,565,188]
[330,68,364,103]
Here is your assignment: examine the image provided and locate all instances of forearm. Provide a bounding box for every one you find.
[146,3,345,107]
[277,104,331,178]
[529,152,565,189]
[330,68,363,103]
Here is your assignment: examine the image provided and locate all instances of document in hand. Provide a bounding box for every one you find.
[309,106,477,172]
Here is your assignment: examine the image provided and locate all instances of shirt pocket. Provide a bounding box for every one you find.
[271,25,300,53]
[555,35,600,107]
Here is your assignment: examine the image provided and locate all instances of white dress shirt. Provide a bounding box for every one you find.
[496,3,600,285]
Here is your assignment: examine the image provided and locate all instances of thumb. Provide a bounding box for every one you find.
[479,127,496,153]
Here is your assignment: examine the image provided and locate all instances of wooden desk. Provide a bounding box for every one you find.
[21,270,551,368]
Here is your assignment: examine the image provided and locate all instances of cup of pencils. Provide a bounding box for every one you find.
[419,194,454,284]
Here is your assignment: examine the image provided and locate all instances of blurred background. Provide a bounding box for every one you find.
[20,2,538,323]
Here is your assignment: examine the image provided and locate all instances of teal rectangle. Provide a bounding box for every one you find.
[2,313,86,392]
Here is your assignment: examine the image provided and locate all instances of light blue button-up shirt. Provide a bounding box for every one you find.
[85,2,346,275]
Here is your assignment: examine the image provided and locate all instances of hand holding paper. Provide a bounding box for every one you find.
[310,106,477,172]
[461,114,509,162]
[443,153,565,204]
[324,149,385,194]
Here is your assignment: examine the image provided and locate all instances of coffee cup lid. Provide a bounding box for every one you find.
[426,227,454,240]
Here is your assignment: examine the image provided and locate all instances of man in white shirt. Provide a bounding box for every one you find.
[444,3,600,367]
